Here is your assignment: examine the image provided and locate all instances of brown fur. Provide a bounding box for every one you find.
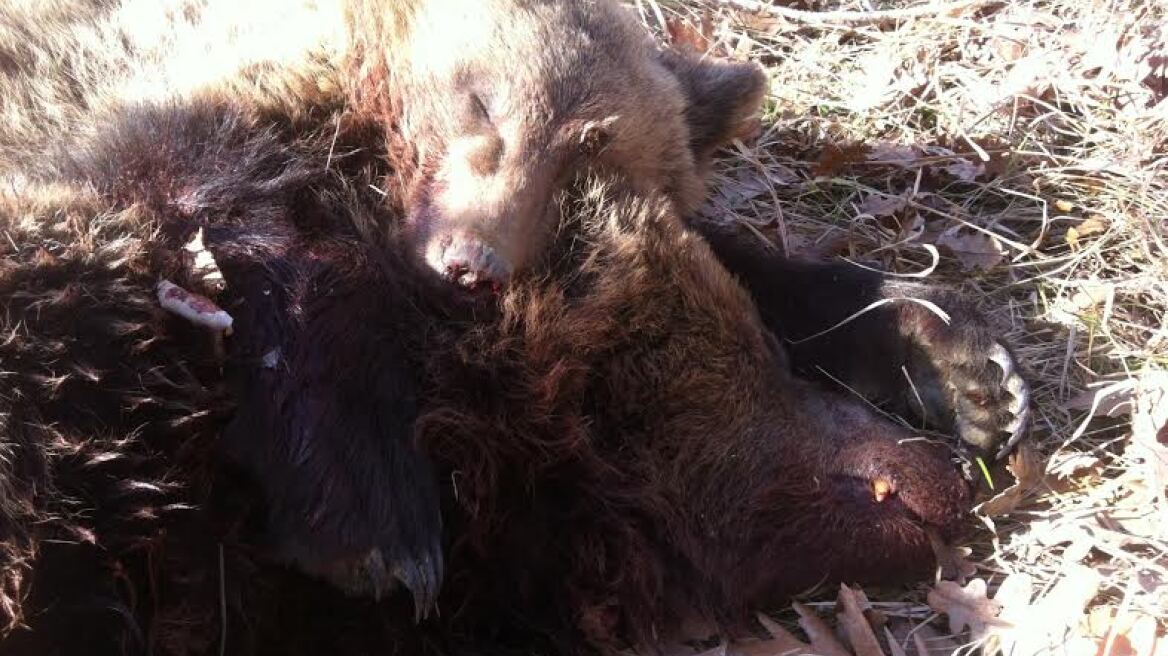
[2,0,764,291]
[0,1,1031,653]
[345,0,765,286]
[1,96,974,654]
[418,179,973,651]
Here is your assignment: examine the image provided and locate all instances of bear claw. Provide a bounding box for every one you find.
[987,343,1030,459]
[948,341,1031,460]
[390,542,443,622]
[310,540,443,622]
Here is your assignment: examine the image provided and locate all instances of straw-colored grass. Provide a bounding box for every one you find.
[633,0,1167,653]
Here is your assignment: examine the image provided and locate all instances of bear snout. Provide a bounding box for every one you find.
[423,231,512,292]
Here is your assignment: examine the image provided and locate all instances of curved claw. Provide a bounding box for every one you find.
[392,539,444,622]
[988,342,1031,460]
[310,542,444,622]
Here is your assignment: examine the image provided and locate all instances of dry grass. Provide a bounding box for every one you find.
[634,0,1168,653]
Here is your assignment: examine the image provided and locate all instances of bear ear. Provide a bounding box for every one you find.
[658,49,768,162]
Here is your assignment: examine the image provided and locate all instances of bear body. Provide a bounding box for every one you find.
[2,98,1022,655]
[0,0,1030,653]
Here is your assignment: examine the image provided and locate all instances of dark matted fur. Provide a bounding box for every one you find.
[1,101,440,654]
[1,0,1030,654]
[2,99,985,655]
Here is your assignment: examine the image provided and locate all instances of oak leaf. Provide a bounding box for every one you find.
[926,579,1007,640]
[935,226,1005,271]
[975,443,1045,517]
[835,585,883,656]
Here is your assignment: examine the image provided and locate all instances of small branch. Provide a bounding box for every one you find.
[712,0,994,25]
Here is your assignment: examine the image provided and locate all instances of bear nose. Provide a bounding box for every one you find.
[428,234,511,292]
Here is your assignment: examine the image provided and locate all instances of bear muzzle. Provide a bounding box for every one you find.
[423,230,512,294]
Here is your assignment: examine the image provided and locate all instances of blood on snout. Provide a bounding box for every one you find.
[412,112,617,292]
[423,230,511,292]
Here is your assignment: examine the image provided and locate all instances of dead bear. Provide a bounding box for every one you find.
[1,94,1027,654]
[1,0,1030,652]
[337,0,1027,453]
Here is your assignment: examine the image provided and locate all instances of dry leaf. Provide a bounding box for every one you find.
[980,573,1033,654]
[1024,517,1096,555]
[857,193,908,218]
[927,530,977,583]
[881,628,906,656]
[1065,215,1110,249]
[813,143,871,178]
[941,158,985,182]
[996,565,1103,655]
[792,602,852,656]
[935,226,1005,271]
[840,587,886,628]
[998,51,1057,101]
[763,165,800,185]
[834,585,883,656]
[734,10,785,36]
[719,173,774,206]
[1049,280,1114,327]
[975,443,1045,517]
[1066,379,1138,418]
[866,143,919,166]
[1067,370,1168,509]
[1081,607,1165,656]
[665,15,714,54]
[1045,451,1102,480]
[1128,371,1168,508]
[926,579,1006,640]
[895,213,926,243]
[732,614,813,656]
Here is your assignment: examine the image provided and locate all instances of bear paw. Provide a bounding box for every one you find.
[302,539,444,621]
[897,298,1031,460]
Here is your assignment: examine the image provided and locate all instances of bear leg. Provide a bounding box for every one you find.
[693,223,1029,459]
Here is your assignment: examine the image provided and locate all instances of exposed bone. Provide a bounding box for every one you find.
[157,280,234,332]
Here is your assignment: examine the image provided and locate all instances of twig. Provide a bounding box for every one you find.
[786,296,951,345]
[712,0,994,25]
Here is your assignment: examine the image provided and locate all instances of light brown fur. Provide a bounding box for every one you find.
[346,0,765,286]
[2,0,764,288]
[0,0,346,173]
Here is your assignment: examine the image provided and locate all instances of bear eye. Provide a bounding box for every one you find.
[579,120,613,157]
[469,93,492,123]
